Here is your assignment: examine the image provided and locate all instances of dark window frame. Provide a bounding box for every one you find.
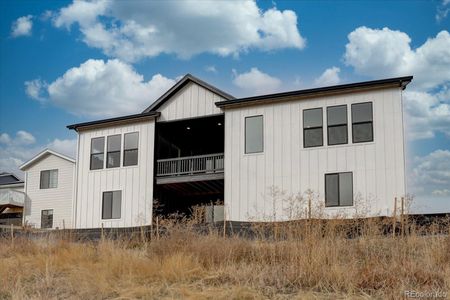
[325,172,353,207]
[123,132,139,167]
[303,108,323,148]
[90,137,105,170]
[245,115,264,154]
[106,134,121,169]
[327,105,348,146]
[102,190,122,220]
[41,209,54,229]
[351,102,374,143]
[40,169,58,189]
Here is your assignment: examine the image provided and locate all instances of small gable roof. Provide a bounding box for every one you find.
[0,173,23,185]
[142,73,235,113]
[20,149,75,171]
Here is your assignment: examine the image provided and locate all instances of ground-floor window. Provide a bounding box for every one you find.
[102,191,122,219]
[41,209,53,228]
[325,172,353,207]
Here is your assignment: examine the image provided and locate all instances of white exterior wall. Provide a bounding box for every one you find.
[23,155,74,228]
[224,87,406,221]
[74,120,155,228]
[158,82,226,121]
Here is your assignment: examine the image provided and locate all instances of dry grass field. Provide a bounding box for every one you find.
[1,218,449,299]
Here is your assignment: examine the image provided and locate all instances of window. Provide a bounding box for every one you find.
[245,115,264,154]
[107,135,121,168]
[352,102,373,143]
[325,172,353,207]
[102,191,121,219]
[327,105,348,145]
[90,137,105,170]
[123,132,139,166]
[41,209,53,229]
[40,170,58,189]
[303,108,323,148]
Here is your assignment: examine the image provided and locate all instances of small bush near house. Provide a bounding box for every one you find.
[0,217,449,299]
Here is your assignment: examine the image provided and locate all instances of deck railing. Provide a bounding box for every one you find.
[157,153,224,177]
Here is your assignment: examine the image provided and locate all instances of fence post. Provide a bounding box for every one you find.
[10,224,14,246]
[156,217,159,241]
[401,197,405,237]
[393,197,397,237]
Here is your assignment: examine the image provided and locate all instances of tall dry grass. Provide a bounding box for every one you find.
[1,218,449,299]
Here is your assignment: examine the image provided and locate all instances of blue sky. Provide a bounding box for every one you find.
[0,0,449,213]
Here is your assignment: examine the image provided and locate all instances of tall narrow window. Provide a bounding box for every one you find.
[303,108,323,148]
[325,172,353,207]
[40,170,58,189]
[124,132,139,166]
[327,105,348,145]
[245,115,264,154]
[352,102,373,143]
[107,134,121,168]
[90,137,105,170]
[41,209,53,229]
[102,191,122,219]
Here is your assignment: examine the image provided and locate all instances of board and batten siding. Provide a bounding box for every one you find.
[224,87,406,221]
[74,120,155,228]
[158,82,225,121]
[23,155,74,229]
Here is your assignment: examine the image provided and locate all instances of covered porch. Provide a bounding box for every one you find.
[154,114,224,218]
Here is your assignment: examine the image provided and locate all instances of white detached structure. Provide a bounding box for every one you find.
[65,74,412,228]
[20,149,75,229]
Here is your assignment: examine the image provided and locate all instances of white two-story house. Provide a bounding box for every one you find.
[67,74,412,228]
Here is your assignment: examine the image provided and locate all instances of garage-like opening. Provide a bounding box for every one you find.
[154,114,225,221]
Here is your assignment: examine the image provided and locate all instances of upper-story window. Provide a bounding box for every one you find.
[303,108,323,148]
[245,115,264,154]
[40,169,58,189]
[123,132,139,166]
[352,102,373,143]
[327,105,348,145]
[107,135,121,168]
[90,137,105,170]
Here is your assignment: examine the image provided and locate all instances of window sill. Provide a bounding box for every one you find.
[243,152,264,157]
[88,164,139,173]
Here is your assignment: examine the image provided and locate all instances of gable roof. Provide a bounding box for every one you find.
[143,73,235,113]
[0,173,23,185]
[216,76,413,108]
[67,111,160,132]
[20,149,75,171]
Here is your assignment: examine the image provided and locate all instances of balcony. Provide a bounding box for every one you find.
[0,189,25,213]
[156,153,224,184]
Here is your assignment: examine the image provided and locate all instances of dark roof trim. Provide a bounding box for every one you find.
[216,76,413,108]
[143,73,235,113]
[67,111,160,131]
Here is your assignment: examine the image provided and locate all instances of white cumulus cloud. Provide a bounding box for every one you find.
[233,68,282,96]
[409,150,450,197]
[344,27,450,90]
[26,59,176,118]
[24,79,48,102]
[403,90,450,140]
[11,15,33,37]
[0,130,76,176]
[52,0,305,62]
[314,67,341,86]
